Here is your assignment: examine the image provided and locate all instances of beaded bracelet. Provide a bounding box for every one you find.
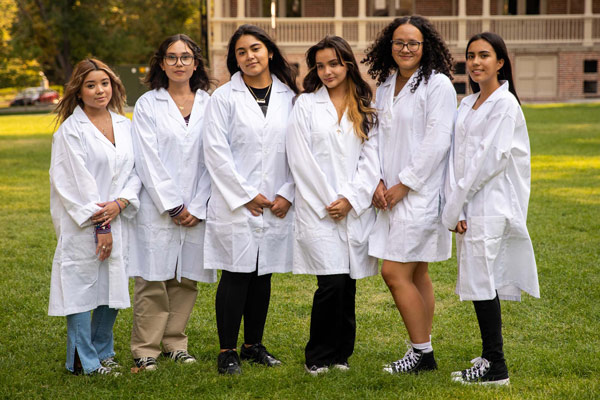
[117,197,130,208]
[94,223,111,243]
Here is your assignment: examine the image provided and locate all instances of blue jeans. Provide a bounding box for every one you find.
[65,305,118,374]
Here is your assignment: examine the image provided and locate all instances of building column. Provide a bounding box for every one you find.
[237,0,245,18]
[458,0,467,47]
[335,0,343,36]
[482,0,490,32]
[583,0,593,46]
[212,0,222,48]
[358,0,367,47]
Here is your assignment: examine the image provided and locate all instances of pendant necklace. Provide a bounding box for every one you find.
[247,83,272,105]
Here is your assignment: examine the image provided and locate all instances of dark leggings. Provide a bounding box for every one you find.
[215,269,272,349]
[473,294,504,363]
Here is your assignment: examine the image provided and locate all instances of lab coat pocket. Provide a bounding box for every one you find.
[469,216,506,259]
[60,234,99,297]
[348,208,376,245]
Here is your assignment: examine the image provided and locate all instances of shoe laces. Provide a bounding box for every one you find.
[389,343,422,372]
[170,350,194,362]
[95,366,112,375]
[101,357,119,368]
[463,357,490,380]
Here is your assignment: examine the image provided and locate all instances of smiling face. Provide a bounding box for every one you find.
[466,39,504,88]
[391,23,424,76]
[315,47,348,91]
[234,34,272,79]
[79,70,112,112]
[160,40,197,85]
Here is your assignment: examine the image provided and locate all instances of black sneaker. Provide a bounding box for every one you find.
[218,350,242,375]
[383,345,437,374]
[134,356,158,371]
[100,357,121,369]
[452,357,510,385]
[162,350,196,364]
[240,343,282,367]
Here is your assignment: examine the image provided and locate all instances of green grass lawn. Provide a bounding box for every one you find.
[0,104,599,399]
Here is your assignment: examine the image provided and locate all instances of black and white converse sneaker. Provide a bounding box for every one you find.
[134,356,158,371]
[163,350,196,364]
[383,345,438,374]
[452,357,510,385]
[100,357,120,369]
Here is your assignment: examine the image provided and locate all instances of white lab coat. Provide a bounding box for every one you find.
[369,70,455,262]
[128,88,216,283]
[287,87,380,279]
[48,106,141,316]
[442,81,540,301]
[203,72,295,274]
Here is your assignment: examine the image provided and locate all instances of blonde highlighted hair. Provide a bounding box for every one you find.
[303,36,377,142]
[54,58,126,124]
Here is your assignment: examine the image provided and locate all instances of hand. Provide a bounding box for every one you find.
[327,198,352,221]
[96,232,113,261]
[372,180,387,210]
[177,208,201,227]
[270,196,292,219]
[455,220,467,234]
[383,182,410,210]
[245,194,273,217]
[92,200,122,226]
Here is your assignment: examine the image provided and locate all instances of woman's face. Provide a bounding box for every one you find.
[315,47,348,91]
[79,70,112,112]
[234,34,272,79]
[391,23,424,76]
[466,39,504,87]
[161,40,197,85]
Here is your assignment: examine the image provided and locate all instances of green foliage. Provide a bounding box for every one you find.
[4,0,202,85]
[0,104,599,399]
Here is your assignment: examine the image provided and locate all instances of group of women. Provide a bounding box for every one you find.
[48,15,539,386]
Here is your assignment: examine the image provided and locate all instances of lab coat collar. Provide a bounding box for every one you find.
[72,106,126,149]
[314,85,338,121]
[380,68,420,106]
[231,71,289,120]
[155,88,188,129]
[463,80,510,108]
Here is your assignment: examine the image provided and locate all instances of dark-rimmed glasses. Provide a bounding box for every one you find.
[390,40,423,52]
[164,54,194,66]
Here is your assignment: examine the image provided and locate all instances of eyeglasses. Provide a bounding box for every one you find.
[390,40,423,52]
[164,54,194,66]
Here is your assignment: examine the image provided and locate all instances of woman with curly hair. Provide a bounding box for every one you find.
[362,15,457,374]
[287,36,380,375]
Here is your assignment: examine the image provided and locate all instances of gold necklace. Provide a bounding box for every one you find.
[247,83,272,105]
[175,96,191,111]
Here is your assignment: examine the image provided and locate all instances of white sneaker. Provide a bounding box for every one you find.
[305,364,329,376]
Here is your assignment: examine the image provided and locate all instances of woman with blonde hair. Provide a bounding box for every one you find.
[49,58,141,375]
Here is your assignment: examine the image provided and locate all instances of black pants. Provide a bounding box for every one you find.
[473,294,504,363]
[305,274,356,367]
[215,270,272,349]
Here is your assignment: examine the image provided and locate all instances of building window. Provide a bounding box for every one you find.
[583,80,598,94]
[584,60,598,73]
[454,62,466,75]
[454,82,467,95]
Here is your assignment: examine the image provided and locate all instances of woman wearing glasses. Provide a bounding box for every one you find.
[362,15,456,373]
[128,34,216,371]
[203,24,298,375]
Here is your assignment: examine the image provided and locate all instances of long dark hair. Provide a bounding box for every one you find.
[362,15,454,92]
[143,33,213,92]
[303,36,377,141]
[466,32,520,104]
[226,24,299,94]
[55,58,126,124]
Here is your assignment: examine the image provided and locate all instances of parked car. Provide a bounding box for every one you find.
[9,87,59,106]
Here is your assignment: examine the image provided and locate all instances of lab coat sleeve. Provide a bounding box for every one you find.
[286,96,338,219]
[131,96,184,213]
[203,91,260,211]
[398,76,456,192]
[49,124,102,227]
[187,141,211,220]
[338,125,381,216]
[442,99,517,229]
[275,158,295,203]
[117,166,142,218]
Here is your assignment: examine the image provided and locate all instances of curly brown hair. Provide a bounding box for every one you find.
[362,15,454,92]
[54,58,126,124]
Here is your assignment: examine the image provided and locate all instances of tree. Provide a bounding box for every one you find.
[8,0,202,85]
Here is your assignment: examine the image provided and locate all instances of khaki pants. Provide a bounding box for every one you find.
[130,276,198,359]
